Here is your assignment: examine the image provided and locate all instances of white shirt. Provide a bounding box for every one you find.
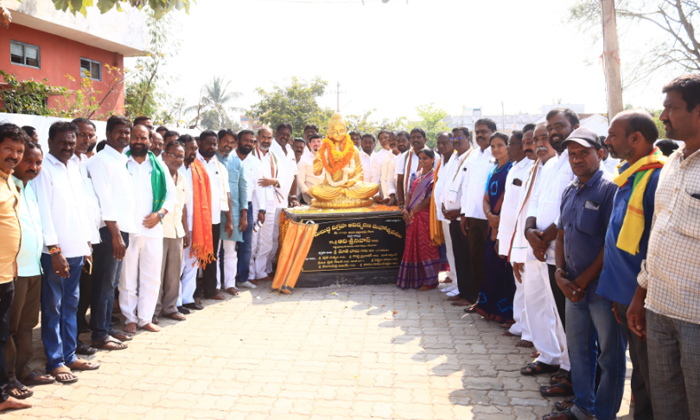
[78,154,101,244]
[509,160,544,263]
[297,148,323,204]
[197,152,230,225]
[359,150,372,182]
[437,148,474,221]
[604,156,621,175]
[269,141,297,208]
[383,153,401,197]
[432,153,454,222]
[127,155,176,238]
[496,157,535,256]
[88,144,137,234]
[460,146,495,219]
[239,153,266,211]
[370,148,392,186]
[526,150,574,264]
[33,153,92,258]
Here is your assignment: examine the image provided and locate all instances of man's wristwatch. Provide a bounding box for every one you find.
[158,210,165,220]
[259,209,267,214]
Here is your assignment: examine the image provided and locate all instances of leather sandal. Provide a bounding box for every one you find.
[7,380,33,399]
[50,366,78,383]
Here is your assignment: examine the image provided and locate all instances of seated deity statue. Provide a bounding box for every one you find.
[309,113,380,208]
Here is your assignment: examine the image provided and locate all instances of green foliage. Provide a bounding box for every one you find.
[124,11,179,123]
[412,103,450,148]
[345,109,409,135]
[50,0,192,18]
[247,77,335,138]
[0,70,64,115]
[647,109,667,139]
[186,77,243,131]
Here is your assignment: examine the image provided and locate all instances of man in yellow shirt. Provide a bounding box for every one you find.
[0,123,32,412]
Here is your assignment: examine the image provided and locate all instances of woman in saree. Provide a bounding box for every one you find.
[397,149,441,291]
[472,132,515,323]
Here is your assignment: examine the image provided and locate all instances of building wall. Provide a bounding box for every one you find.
[1,24,125,117]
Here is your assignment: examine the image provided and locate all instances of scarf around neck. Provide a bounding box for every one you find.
[125,150,167,213]
[189,158,215,269]
[613,147,666,255]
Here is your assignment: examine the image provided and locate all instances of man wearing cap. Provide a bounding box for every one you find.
[543,127,625,420]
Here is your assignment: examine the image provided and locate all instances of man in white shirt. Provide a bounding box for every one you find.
[196,131,233,301]
[520,110,578,383]
[297,133,323,204]
[34,121,99,379]
[119,124,175,334]
[494,130,535,346]
[440,128,476,304]
[432,132,456,283]
[267,123,301,275]
[71,117,102,356]
[360,134,375,182]
[235,130,266,289]
[250,127,285,282]
[370,130,393,194]
[458,119,496,306]
[87,115,136,351]
[383,131,410,206]
[397,128,433,206]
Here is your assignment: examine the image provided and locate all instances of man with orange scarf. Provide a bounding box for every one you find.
[178,135,214,312]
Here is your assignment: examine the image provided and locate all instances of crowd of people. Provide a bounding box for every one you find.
[0,74,697,420]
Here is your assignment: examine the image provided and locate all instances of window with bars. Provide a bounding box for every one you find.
[10,40,40,68]
[80,58,102,81]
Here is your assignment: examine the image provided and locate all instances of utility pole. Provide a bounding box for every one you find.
[336,81,340,113]
[601,0,623,119]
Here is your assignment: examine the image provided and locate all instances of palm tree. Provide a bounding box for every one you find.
[186,76,243,130]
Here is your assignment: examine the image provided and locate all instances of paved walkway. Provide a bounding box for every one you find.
[8,283,632,420]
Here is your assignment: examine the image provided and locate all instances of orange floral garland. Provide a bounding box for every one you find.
[318,134,355,173]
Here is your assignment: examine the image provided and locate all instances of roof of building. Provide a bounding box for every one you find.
[5,0,148,56]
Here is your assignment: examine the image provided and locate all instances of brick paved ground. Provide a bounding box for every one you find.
[5,283,633,420]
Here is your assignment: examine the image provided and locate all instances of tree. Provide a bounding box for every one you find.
[413,103,450,148]
[345,109,410,134]
[569,0,700,88]
[124,11,179,122]
[50,0,192,18]
[247,77,335,138]
[186,76,243,130]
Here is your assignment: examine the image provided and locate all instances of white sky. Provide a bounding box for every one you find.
[134,0,671,123]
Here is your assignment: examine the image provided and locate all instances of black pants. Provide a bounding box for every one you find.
[617,302,654,419]
[77,269,93,339]
[449,220,477,303]
[0,281,15,402]
[197,223,220,298]
[547,264,567,330]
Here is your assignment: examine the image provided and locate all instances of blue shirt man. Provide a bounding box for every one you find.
[550,127,625,420]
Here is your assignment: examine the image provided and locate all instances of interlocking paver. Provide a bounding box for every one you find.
[3,283,634,419]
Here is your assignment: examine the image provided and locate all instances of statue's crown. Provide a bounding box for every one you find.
[330,113,346,127]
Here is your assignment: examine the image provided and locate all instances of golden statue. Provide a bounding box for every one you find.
[309,113,380,208]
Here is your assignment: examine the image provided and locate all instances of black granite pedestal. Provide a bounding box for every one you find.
[283,206,406,288]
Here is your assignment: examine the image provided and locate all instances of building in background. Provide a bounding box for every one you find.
[446,104,609,137]
[0,0,148,116]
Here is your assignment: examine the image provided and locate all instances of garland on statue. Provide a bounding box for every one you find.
[319,134,354,173]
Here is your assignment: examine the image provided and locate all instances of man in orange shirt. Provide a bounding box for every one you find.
[0,123,32,412]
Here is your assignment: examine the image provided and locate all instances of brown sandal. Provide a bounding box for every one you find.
[69,359,101,371]
[50,366,78,383]
[7,380,33,399]
[22,371,55,386]
[165,312,186,321]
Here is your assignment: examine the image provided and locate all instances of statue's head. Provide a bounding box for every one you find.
[327,113,348,143]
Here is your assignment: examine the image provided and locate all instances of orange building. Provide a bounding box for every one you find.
[1,0,147,117]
